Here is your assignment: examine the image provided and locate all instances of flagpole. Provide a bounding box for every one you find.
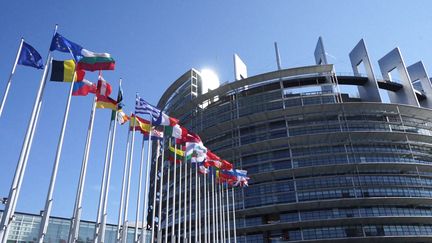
[188,160,192,243]
[157,140,165,243]
[176,149,182,243]
[116,128,131,242]
[140,124,153,243]
[231,188,237,243]
[0,38,24,118]
[121,115,137,243]
[225,185,231,243]
[203,173,207,243]
[94,115,115,243]
[183,153,187,243]
[67,94,97,243]
[99,109,118,243]
[219,183,225,243]
[150,139,161,242]
[212,173,216,243]
[38,66,77,243]
[163,155,171,243]
[194,164,198,243]
[0,24,57,242]
[213,177,218,242]
[198,173,201,242]
[170,141,177,242]
[134,136,146,242]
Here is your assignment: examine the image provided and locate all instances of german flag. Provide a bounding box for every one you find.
[96,95,117,110]
[50,59,84,82]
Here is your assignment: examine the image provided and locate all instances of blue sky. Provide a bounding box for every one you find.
[1,0,432,224]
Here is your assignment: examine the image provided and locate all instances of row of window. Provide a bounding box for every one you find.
[244,187,432,208]
[244,206,432,227]
[239,224,432,242]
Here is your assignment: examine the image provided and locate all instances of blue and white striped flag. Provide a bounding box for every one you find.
[135,96,161,123]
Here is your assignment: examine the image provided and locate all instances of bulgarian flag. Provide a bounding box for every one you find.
[77,49,115,71]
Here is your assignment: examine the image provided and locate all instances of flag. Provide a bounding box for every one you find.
[143,128,164,140]
[17,42,43,69]
[220,160,233,170]
[205,151,222,168]
[96,95,117,110]
[155,113,179,127]
[169,145,185,157]
[129,115,151,133]
[111,81,126,122]
[199,163,209,174]
[135,96,161,123]
[176,131,201,144]
[186,142,207,163]
[164,124,185,139]
[77,49,115,71]
[50,60,85,82]
[50,33,83,61]
[97,76,112,97]
[72,79,97,96]
[115,109,129,125]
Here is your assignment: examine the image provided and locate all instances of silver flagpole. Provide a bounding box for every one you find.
[211,173,216,243]
[150,139,161,242]
[100,78,122,243]
[121,116,137,243]
[198,174,201,242]
[226,186,231,243]
[188,161,192,243]
[99,109,119,243]
[39,67,77,243]
[163,156,171,243]
[203,173,207,243]
[116,128,131,242]
[134,136,146,242]
[215,182,222,242]
[171,142,177,242]
[219,183,225,243]
[194,164,198,243]
[0,25,57,242]
[0,38,24,118]
[94,116,114,243]
[1,87,42,243]
[68,94,98,243]
[183,153,187,243]
[231,188,237,243]
[157,140,165,243]
[140,125,153,243]
[176,150,182,243]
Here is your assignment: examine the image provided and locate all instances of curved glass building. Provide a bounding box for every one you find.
[153,38,432,242]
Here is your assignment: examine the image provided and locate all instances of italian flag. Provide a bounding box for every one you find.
[77,49,115,71]
[164,124,186,139]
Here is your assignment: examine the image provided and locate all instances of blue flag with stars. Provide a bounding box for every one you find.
[50,33,83,61]
[17,42,43,69]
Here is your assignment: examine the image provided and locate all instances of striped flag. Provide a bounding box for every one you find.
[97,76,112,97]
[135,96,161,123]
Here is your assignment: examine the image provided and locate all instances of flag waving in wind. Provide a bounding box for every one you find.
[18,42,43,69]
[135,96,178,126]
[50,33,83,61]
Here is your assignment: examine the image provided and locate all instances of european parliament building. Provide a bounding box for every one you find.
[152,37,432,242]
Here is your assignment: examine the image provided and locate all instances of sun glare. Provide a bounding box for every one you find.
[201,69,220,93]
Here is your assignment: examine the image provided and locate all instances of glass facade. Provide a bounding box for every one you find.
[155,67,432,242]
[0,211,148,243]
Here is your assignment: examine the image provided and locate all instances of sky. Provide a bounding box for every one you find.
[1,0,432,225]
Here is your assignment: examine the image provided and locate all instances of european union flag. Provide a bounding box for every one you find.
[17,42,44,69]
[50,33,83,61]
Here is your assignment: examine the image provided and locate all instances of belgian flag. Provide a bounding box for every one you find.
[50,59,84,82]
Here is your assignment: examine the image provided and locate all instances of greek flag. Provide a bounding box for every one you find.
[135,96,161,123]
